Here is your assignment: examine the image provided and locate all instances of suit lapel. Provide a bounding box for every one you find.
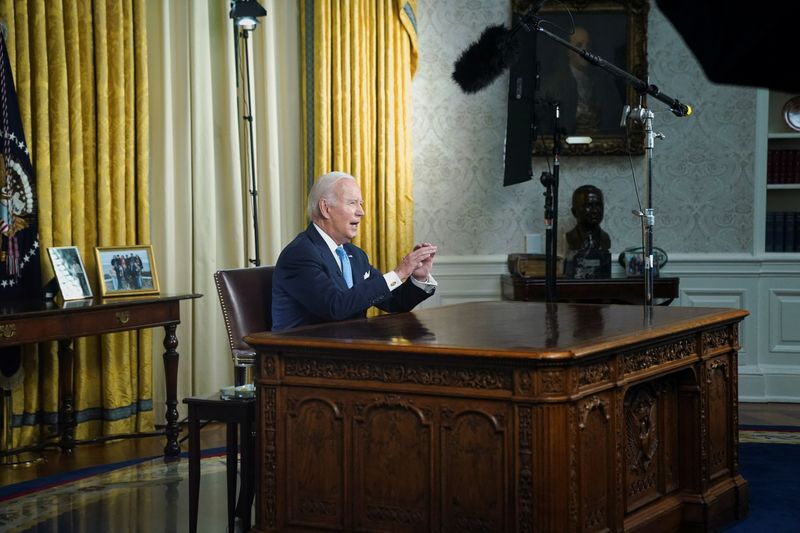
[305,225,349,290]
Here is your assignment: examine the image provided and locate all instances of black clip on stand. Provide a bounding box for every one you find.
[518,10,691,308]
[540,103,561,303]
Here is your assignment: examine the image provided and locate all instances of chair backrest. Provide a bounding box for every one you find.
[214,266,275,364]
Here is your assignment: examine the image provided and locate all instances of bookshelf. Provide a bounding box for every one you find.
[756,90,800,253]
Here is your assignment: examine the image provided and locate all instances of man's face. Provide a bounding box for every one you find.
[568,27,591,70]
[320,178,364,244]
[574,191,604,227]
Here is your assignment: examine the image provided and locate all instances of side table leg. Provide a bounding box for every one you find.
[227,422,238,533]
[238,407,255,532]
[58,339,75,454]
[188,408,200,533]
[162,323,180,457]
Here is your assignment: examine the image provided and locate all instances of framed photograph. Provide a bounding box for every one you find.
[513,0,648,155]
[47,246,93,300]
[94,245,160,297]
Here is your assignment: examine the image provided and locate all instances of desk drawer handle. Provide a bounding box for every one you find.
[0,323,15,338]
[115,312,130,324]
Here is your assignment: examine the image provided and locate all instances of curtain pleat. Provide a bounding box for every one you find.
[146,0,303,407]
[1,0,153,447]
[301,0,417,276]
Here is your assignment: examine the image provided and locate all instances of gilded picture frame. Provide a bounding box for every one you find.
[513,0,648,155]
[94,245,160,297]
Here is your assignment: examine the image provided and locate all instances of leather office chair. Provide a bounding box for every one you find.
[214,265,275,373]
[185,265,274,533]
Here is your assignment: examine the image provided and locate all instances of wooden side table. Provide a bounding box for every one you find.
[0,293,200,458]
[184,394,255,533]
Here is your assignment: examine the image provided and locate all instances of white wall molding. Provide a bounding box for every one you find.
[419,255,508,308]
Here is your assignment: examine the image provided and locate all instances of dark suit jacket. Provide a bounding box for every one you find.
[271,224,434,330]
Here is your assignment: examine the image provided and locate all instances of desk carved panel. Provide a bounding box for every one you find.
[284,356,512,391]
[624,336,697,375]
[277,386,512,532]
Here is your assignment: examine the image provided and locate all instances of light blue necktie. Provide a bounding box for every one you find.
[335,246,353,288]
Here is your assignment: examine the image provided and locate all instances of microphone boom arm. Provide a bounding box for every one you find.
[521,15,691,117]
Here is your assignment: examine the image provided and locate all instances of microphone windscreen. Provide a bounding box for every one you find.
[452,24,519,93]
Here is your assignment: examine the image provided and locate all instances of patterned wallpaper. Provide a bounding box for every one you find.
[411,1,755,256]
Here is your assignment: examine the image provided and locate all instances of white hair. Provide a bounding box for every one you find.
[307,171,356,221]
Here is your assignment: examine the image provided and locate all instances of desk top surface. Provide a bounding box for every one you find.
[246,301,748,360]
[0,292,201,319]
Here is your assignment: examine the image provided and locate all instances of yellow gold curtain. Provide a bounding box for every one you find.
[301,0,418,272]
[1,0,152,447]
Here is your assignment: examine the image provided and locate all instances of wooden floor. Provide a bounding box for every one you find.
[0,421,227,488]
[0,403,797,532]
[2,403,798,490]
[739,401,800,427]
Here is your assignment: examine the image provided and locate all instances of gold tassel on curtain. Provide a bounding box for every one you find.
[0,0,153,448]
[301,0,418,275]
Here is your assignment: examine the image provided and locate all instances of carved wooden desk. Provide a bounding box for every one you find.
[246,301,748,532]
[0,293,200,457]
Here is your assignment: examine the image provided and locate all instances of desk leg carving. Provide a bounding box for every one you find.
[163,323,180,457]
[58,339,75,454]
[517,405,533,533]
[258,385,277,530]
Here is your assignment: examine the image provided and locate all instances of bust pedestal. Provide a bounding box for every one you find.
[564,247,611,279]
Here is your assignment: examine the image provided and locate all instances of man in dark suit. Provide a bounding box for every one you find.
[272,171,437,330]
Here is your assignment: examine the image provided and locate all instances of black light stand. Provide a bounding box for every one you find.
[518,11,691,308]
[230,0,267,267]
[228,0,266,393]
[622,103,662,307]
[540,103,562,303]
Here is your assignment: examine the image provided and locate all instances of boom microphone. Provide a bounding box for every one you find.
[452,24,519,93]
[452,0,548,93]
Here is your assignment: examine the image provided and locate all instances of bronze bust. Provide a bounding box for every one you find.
[564,185,611,278]
[566,185,610,252]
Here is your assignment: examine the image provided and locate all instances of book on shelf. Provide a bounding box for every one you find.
[766,211,800,252]
[768,149,800,184]
[786,150,798,184]
[767,149,776,184]
[775,212,785,252]
[796,213,800,252]
[507,253,564,278]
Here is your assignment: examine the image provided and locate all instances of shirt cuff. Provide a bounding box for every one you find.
[384,272,438,293]
[384,271,403,291]
[410,273,437,293]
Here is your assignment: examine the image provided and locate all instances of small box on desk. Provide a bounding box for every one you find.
[507,253,564,278]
